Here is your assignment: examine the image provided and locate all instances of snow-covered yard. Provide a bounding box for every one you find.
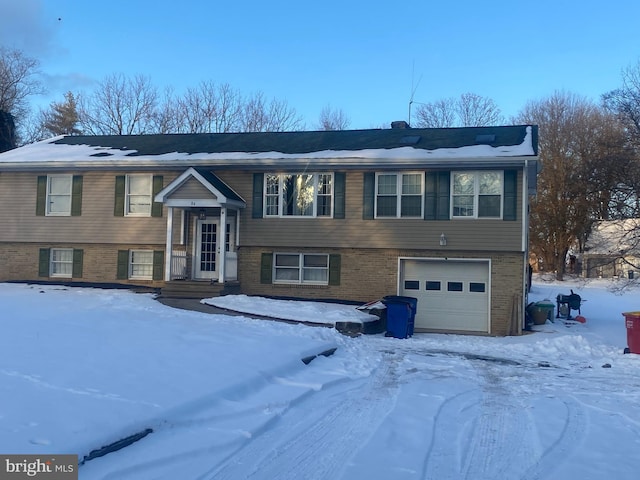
[1,277,640,479]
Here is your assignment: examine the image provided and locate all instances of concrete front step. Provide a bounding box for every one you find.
[160,280,240,299]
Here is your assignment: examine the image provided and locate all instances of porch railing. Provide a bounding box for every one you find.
[170,249,188,280]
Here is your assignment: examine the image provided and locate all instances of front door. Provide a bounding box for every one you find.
[195,220,218,279]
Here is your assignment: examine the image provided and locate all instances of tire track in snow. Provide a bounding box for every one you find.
[422,360,536,480]
[520,396,588,480]
[460,362,535,480]
[421,389,481,480]
[421,356,588,480]
[199,352,400,480]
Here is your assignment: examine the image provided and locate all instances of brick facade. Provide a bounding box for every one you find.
[238,246,525,336]
[1,242,525,335]
[0,242,165,288]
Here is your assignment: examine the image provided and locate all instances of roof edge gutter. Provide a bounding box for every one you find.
[0,155,539,172]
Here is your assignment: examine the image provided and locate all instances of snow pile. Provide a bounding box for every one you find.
[203,293,374,325]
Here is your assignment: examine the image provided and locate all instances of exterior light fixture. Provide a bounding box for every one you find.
[198,209,206,220]
[440,233,447,246]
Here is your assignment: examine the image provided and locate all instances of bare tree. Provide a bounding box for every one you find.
[601,60,640,219]
[178,81,243,133]
[517,91,625,279]
[594,60,640,282]
[413,93,503,128]
[603,60,640,143]
[412,98,456,128]
[0,46,44,149]
[20,109,51,144]
[317,104,350,130]
[77,73,158,135]
[240,91,303,132]
[457,93,504,127]
[152,87,185,134]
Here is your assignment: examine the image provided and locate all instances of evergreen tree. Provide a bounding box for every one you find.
[43,91,81,136]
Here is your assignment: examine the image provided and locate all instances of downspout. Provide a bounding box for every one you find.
[218,206,227,283]
[521,159,530,331]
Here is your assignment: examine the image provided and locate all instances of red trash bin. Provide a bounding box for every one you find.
[622,312,640,354]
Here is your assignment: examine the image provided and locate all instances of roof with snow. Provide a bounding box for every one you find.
[0,124,538,170]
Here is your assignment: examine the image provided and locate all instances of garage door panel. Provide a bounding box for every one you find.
[400,259,490,333]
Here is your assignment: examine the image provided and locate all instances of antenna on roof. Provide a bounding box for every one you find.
[408,61,423,125]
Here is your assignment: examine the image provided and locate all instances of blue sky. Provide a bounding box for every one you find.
[2,0,640,129]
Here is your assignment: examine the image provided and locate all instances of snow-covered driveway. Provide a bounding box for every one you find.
[81,336,640,480]
[2,281,640,479]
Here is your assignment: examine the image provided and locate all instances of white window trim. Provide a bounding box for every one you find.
[374,172,424,219]
[46,174,72,216]
[451,171,504,219]
[263,173,334,218]
[129,249,154,280]
[50,247,73,278]
[273,252,330,285]
[125,174,153,217]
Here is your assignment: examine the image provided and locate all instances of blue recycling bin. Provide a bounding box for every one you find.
[383,295,417,338]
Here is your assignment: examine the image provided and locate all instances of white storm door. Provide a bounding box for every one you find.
[195,220,218,279]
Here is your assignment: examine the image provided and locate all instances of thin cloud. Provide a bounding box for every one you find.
[0,0,57,57]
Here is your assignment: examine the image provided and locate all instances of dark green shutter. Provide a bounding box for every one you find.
[329,254,341,286]
[71,176,83,216]
[36,176,47,216]
[117,250,129,279]
[362,172,375,220]
[252,173,264,218]
[436,171,450,220]
[151,175,163,217]
[72,249,84,278]
[333,172,345,219]
[153,250,164,280]
[425,171,451,220]
[260,252,273,284]
[38,248,50,277]
[424,172,437,220]
[503,170,517,221]
[114,176,125,216]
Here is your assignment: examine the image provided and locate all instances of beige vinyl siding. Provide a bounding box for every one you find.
[0,171,182,244]
[0,169,524,250]
[170,177,217,200]
[226,170,524,252]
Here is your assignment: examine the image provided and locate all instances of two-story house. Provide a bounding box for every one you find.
[0,123,538,335]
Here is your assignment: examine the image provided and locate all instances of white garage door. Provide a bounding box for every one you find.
[400,259,490,333]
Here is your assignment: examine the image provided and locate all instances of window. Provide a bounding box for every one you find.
[375,172,423,218]
[39,248,83,278]
[46,175,72,216]
[425,281,442,291]
[117,249,162,280]
[274,253,329,284]
[50,248,73,277]
[126,175,152,216]
[404,280,420,290]
[452,171,502,218]
[264,173,333,217]
[129,250,154,279]
[265,174,280,216]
